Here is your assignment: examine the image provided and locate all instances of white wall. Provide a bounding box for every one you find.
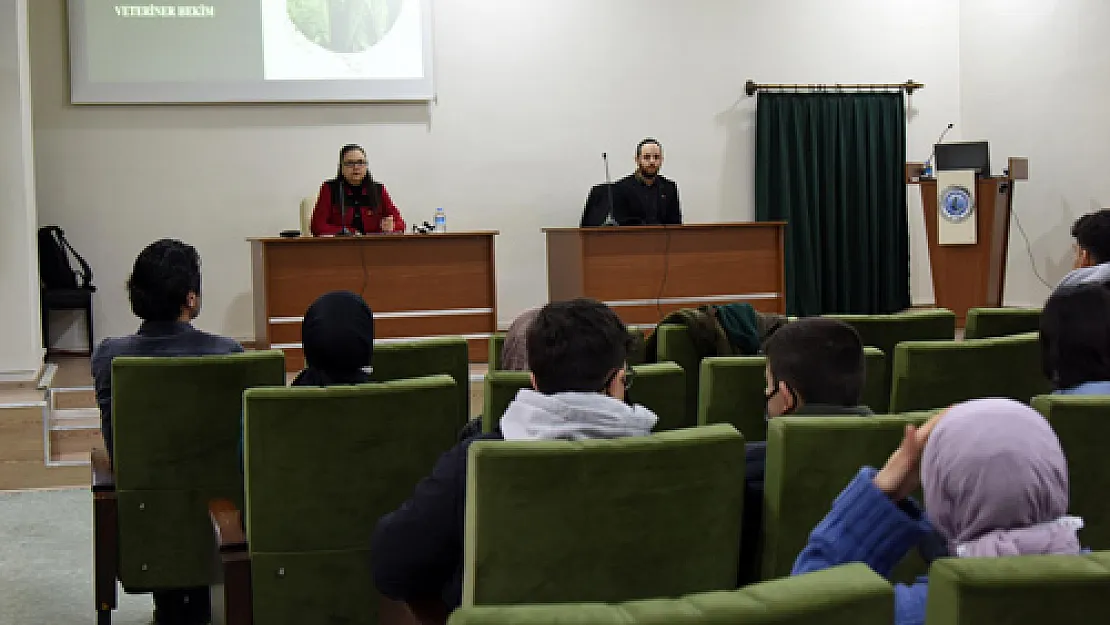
[0,0,42,380]
[960,0,1110,306]
[29,0,961,347]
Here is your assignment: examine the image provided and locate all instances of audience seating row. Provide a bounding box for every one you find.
[450,553,1110,625]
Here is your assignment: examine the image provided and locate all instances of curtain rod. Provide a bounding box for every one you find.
[745,79,924,97]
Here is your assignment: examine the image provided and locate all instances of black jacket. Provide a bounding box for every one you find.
[611,174,681,225]
[580,183,615,227]
[371,430,503,610]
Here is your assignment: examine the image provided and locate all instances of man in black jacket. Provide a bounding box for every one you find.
[611,138,682,225]
[371,299,658,612]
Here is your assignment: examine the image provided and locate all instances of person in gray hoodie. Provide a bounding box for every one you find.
[370,298,658,613]
[1055,209,1110,291]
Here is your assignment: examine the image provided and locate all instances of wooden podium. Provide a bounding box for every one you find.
[544,223,786,328]
[911,166,1023,324]
[250,233,498,370]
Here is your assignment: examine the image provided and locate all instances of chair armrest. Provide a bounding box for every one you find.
[209,498,247,551]
[91,447,114,492]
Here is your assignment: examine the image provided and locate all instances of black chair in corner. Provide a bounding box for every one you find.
[41,285,97,355]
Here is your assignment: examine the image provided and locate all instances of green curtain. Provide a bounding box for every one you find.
[755,92,909,316]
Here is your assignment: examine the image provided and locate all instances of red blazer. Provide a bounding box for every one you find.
[310,181,406,236]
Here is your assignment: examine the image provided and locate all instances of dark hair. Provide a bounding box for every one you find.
[1040,283,1110,390]
[126,239,202,322]
[334,144,380,208]
[763,317,865,407]
[635,138,663,158]
[526,298,631,394]
[1071,209,1110,265]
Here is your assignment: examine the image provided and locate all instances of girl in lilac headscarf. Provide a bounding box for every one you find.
[792,398,1084,625]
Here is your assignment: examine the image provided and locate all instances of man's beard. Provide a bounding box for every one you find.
[638,167,658,180]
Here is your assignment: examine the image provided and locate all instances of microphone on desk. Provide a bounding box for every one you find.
[602,152,618,227]
[922,123,955,177]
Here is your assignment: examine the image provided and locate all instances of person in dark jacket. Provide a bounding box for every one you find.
[739,317,871,583]
[310,144,406,235]
[611,138,682,225]
[371,299,659,612]
[91,239,241,625]
[291,291,375,386]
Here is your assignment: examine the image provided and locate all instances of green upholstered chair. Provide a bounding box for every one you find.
[889,332,1052,413]
[481,371,530,434]
[925,551,1110,624]
[92,351,286,625]
[655,324,702,428]
[211,375,459,625]
[450,563,893,625]
[964,307,1042,340]
[462,424,745,607]
[761,415,931,582]
[489,329,648,372]
[698,348,885,443]
[482,363,685,434]
[368,337,469,429]
[826,309,956,413]
[626,362,686,432]
[1032,394,1110,551]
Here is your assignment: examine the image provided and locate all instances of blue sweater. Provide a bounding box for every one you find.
[791,467,933,625]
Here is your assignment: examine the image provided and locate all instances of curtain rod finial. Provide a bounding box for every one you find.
[745,79,758,97]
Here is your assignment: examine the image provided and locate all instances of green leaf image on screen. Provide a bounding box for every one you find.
[287,0,404,53]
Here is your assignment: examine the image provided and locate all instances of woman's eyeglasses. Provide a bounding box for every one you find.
[342,160,368,168]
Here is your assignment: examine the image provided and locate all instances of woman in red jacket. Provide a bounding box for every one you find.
[311,144,406,235]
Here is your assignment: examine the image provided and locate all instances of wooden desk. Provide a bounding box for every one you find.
[250,233,498,370]
[544,223,786,327]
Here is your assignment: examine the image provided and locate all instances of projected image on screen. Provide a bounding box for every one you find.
[287,0,403,53]
[262,0,424,81]
[67,0,432,103]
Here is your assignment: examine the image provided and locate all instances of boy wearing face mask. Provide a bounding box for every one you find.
[371,298,658,613]
[739,317,871,582]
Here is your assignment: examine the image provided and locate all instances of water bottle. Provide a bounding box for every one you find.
[434,207,446,233]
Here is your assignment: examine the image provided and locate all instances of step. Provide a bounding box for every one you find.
[50,387,96,410]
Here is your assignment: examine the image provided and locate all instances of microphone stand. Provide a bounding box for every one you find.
[602,153,618,226]
[337,181,352,236]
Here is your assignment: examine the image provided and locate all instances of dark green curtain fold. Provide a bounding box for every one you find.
[755,92,909,316]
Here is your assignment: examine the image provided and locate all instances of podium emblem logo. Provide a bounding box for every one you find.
[940,185,973,223]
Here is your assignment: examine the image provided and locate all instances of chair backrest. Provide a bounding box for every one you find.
[369,336,470,429]
[698,348,884,443]
[482,363,683,434]
[964,306,1042,340]
[762,415,930,582]
[826,309,956,413]
[626,362,686,432]
[655,323,701,427]
[482,371,530,433]
[462,424,745,607]
[925,551,1110,625]
[450,563,893,625]
[242,375,458,624]
[111,351,286,590]
[299,197,314,236]
[488,333,507,370]
[1032,394,1110,550]
[889,332,1051,413]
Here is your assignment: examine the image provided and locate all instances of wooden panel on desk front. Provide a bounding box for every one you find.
[251,233,498,368]
[545,224,786,327]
